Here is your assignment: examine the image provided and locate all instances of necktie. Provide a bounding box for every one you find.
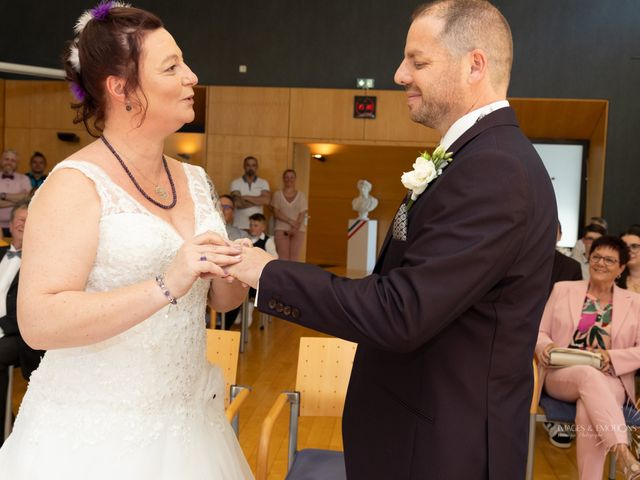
[2,174,14,180]
[6,250,21,259]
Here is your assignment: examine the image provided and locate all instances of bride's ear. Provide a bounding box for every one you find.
[104,75,128,110]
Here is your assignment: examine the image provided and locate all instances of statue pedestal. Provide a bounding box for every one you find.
[347,219,377,274]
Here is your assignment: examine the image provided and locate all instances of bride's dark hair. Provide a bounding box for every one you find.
[62,5,163,136]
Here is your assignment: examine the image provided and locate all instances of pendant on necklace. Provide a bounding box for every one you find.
[155,185,168,199]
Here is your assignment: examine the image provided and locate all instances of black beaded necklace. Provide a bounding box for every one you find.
[100,135,177,210]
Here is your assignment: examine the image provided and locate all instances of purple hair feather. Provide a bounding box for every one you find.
[70,82,86,102]
[91,1,115,21]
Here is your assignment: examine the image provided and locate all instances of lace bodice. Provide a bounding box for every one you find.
[19,160,228,450]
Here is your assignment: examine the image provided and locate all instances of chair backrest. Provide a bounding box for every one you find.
[206,329,241,408]
[295,337,357,417]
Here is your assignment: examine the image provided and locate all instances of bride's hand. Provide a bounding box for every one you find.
[164,231,242,298]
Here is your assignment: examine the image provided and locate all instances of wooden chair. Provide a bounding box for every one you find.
[205,329,251,435]
[256,336,357,480]
[526,359,640,480]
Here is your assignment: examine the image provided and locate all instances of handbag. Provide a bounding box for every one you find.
[548,347,603,369]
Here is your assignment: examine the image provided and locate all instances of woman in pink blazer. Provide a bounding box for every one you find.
[536,235,640,480]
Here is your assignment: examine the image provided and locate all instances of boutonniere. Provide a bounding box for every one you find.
[400,145,453,210]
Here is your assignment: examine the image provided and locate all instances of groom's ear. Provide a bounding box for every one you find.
[467,49,488,85]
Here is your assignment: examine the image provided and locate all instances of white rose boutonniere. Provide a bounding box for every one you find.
[401,145,453,209]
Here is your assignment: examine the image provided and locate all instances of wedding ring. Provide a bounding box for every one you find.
[199,254,207,261]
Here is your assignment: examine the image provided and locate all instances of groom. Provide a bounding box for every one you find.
[229,1,556,478]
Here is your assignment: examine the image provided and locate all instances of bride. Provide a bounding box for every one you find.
[0,3,253,478]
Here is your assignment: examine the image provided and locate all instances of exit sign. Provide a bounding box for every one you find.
[353,96,376,119]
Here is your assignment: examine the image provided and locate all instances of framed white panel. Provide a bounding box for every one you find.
[533,143,584,248]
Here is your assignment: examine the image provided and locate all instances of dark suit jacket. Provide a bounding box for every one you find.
[258,108,557,479]
[549,250,582,295]
[0,246,43,379]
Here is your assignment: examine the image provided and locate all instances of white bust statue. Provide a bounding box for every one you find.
[352,179,379,220]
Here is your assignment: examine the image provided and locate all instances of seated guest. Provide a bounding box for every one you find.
[215,195,249,329]
[572,223,607,279]
[243,213,278,326]
[218,194,250,242]
[0,202,43,445]
[25,152,48,193]
[544,223,583,447]
[248,213,278,258]
[536,236,640,480]
[550,222,583,294]
[0,150,31,239]
[619,225,640,294]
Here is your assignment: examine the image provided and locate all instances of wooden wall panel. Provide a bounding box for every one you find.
[5,80,79,130]
[205,134,289,198]
[164,133,206,169]
[207,86,290,137]
[4,81,31,128]
[509,98,606,141]
[363,90,440,144]
[289,88,365,140]
[4,128,94,172]
[585,104,608,219]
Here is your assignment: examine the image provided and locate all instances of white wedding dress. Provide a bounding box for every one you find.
[0,160,254,479]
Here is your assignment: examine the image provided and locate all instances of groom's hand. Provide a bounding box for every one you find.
[226,246,275,288]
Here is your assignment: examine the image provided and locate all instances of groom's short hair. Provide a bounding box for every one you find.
[412,0,513,93]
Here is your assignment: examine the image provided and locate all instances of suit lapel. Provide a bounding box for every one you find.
[374,107,520,269]
[569,281,589,333]
[611,285,632,345]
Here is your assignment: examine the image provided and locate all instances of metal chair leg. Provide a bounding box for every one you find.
[608,452,617,480]
[240,297,249,353]
[4,365,14,441]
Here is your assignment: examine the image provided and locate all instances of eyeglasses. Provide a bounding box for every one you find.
[584,235,600,242]
[221,205,234,210]
[589,254,618,267]
[626,243,640,253]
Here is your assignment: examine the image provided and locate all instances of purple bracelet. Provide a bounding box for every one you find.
[155,274,177,305]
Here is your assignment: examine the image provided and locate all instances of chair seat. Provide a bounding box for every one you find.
[285,449,346,480]
[540,392,640,426]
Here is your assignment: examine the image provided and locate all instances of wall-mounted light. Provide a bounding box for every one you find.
[312,154,327,162]
[57,132,80,143]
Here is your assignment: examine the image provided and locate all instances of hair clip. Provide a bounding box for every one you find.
[69,42,81,73]
[74,1,131,35]
[70,81,86,102]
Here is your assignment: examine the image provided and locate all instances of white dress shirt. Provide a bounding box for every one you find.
[440,100,510,151]
[0,245,21,338]
[230,176,271,229]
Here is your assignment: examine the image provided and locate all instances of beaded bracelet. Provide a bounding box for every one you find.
[155,274,177,305]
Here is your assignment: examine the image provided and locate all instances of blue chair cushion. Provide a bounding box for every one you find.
[285,449,346,480]
[540,392,640,427]
[539,393,576,423]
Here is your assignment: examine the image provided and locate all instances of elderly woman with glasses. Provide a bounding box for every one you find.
[536,235,640,480]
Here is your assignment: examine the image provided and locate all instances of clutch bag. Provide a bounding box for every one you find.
[548,348,603,369]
